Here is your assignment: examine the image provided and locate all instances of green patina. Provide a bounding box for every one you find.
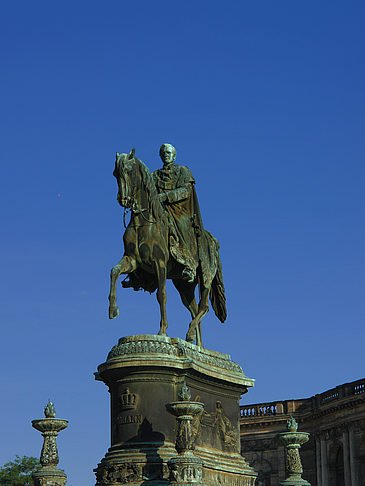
[108,144,227,347]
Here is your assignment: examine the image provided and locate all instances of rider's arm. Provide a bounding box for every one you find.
[164,166,195,204]
[164,183,192,203]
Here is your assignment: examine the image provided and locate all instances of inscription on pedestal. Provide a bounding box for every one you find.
[116,414,143,425]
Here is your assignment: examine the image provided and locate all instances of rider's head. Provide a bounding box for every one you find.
[160,143,176,165]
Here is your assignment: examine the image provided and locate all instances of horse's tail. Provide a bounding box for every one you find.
[209,252,227,323]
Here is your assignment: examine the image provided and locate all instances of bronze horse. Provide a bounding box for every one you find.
[108,148,226,346]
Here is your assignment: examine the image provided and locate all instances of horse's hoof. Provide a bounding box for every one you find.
[109,306,120,319]
[158,330,167,336]
[185,333,194,343]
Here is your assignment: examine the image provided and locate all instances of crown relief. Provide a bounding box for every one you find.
[119,387,138,411]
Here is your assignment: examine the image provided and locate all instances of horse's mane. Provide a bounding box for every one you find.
[114,154,165,222]
[134,157,165,221]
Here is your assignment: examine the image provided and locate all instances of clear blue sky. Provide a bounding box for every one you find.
[1,2,364,485]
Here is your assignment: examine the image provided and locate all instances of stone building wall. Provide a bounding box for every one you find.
[240,378,365,486]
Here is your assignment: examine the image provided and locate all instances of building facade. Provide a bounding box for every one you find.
[240,378,365,485]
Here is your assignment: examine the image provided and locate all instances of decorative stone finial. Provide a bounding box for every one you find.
[287,415,298,432]
[32,402,68,486]
[166,382,205,484]
[277,417,310,486]
[178,380,191,401]
[44,399,56,418]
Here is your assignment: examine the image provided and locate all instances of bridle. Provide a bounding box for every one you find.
[118,158,160,228]
[122,194,159,228]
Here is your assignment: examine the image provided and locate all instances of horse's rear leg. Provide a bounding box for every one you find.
[197,322,202,347]
[172,279,203,347]
[155,263,168,336]
[108,255,136,319]
[186,287,210,344]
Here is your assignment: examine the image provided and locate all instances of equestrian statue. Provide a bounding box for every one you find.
[108,144,226,346]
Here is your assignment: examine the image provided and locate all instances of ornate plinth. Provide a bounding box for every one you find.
[32,401,68,486]
[277,417,310,486]
[166,382,204,485]
[94,334,257,486]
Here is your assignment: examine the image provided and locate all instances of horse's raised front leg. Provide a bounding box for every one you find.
[186,286,210,343]
[108,255,136,319]
[155,262,168,336]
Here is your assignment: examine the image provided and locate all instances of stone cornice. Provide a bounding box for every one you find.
[98,335,255,389]
[300,395,365,422]
[240,397,365,434]
[240,378,365,430]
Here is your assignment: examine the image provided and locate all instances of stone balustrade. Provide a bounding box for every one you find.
[240,378,365,419]
[240,402,283,418]
[353,380,365,395]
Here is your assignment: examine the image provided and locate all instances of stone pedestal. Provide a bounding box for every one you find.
[32,401,68,486]
[94,335,257,486]
[277,417,310,486]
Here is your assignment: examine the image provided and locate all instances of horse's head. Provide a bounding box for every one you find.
[113,147,141,208]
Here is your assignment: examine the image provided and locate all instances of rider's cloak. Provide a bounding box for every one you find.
[152,164,218,286]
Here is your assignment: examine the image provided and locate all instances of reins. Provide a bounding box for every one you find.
[123,199,159,228]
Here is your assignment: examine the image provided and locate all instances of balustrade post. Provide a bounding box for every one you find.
[276,402,284,414]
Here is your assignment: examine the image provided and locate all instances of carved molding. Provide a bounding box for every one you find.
[37,480,66,486]
[318,421,365,443]
[351,418,365,432]
[95,463,145,485]
[108,338,179,359]
[107,336,244,374]
[168,456,203,484]
[203,468,256,486]
[33,469,67,486]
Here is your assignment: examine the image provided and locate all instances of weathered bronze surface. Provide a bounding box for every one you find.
[108,144,226,346]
